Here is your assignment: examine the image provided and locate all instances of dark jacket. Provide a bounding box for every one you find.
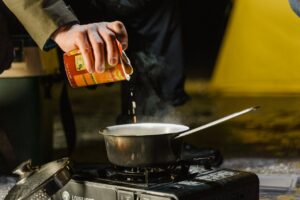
[0,12,13,73]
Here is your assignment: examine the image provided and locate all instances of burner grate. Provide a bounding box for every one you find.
[101,164,191,186]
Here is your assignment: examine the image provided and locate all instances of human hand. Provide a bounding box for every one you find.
[52,21,128,73]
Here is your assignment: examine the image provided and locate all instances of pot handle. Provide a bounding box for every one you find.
[174,106,259,139]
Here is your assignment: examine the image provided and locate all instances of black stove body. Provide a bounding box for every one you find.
[52,148,259,200]
[52,168,258,200]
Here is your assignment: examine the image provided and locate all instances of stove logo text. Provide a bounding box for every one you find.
[62,191,95,200]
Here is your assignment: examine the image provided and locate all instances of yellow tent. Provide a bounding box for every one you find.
[210,0,300,95]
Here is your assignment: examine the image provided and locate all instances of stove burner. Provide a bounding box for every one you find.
[102,164,191,186]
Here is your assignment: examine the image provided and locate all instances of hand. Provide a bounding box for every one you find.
[52,21,128,73]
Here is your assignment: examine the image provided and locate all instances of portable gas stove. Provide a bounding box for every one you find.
[52,146,259,200]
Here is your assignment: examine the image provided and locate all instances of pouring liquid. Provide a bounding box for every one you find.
[123,52,137,123]
[128,88,137,123]
[131,92,137,123]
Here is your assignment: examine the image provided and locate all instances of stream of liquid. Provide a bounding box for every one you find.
[130,92,137,123]
[123,51,137,124]
[129,89,137,123]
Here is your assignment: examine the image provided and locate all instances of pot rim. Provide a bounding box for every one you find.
[99,122,190,136]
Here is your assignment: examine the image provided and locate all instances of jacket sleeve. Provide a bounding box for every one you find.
[289,0,300,17]
[3,0,79,50]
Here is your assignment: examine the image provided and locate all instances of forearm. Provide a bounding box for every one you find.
[3,0,79,50]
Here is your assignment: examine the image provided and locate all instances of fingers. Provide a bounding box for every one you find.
[106,21,128,50]
[98,26,119,66]
[87,27,105,73]
[68,21,128,73]
[75,31,93,73]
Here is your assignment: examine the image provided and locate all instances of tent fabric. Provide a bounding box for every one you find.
[289,0,300,16]
[210,0,300,95]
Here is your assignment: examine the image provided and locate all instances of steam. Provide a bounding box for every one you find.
[130,51,184,124]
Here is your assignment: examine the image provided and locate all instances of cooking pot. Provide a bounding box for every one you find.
[100,106,258,167]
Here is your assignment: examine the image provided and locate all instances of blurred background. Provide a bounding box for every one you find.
[1,0,300,197]
[55,0,300,161]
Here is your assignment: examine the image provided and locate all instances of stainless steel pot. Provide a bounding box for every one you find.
[101,123,188,167]
[100,107,258,167]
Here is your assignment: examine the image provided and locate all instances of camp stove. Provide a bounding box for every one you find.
[52,147,259,200]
